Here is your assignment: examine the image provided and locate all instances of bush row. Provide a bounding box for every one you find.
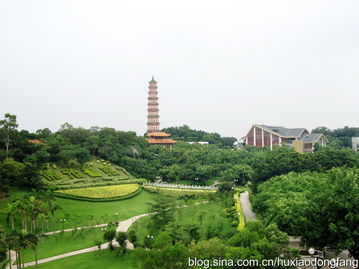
[234,192,245,231]
[61,169,83,179]
[48,178,146,190]
[82,168,102,178]
[99,166,119,176]
[40,170,61,181]
[143,185,216,197]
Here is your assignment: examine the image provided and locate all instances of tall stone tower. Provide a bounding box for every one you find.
[147,76,160,133]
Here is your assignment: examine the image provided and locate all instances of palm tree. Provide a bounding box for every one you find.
[2,232,17,269]
[10,230,35,269]
[6,202,17,231]
[12,200,29,231]
[0,227,8,269]
[25,233,39,267]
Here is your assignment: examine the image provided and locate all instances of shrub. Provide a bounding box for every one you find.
[82,168,102,178]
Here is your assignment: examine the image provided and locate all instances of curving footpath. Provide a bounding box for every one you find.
[239,191,256,221]
[7,213,150,269]
[7,201,208,268]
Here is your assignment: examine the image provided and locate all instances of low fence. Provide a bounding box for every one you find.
[143,182,217,190]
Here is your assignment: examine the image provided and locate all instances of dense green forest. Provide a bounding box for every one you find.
[312,126,359,148]
[162,125,237,147]
[1,113,359,191]
[253,167,359,260]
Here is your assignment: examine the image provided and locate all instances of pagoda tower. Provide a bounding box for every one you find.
[146,76,176,148]
[147,76,160,133]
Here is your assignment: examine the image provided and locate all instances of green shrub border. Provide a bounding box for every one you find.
[51,185,142,202]
[47,178,146,190]
[234,192,245,231]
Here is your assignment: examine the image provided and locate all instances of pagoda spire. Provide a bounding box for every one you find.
[147,76,160,133]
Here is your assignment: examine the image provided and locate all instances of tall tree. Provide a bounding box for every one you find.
[0,113,18,156]
[147,196,174,231]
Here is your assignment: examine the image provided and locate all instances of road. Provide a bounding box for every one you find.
[239,191,256,221]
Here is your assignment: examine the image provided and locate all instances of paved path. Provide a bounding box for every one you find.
[239,191,256,221]
[7,201,208,268]
[7,213,149,269]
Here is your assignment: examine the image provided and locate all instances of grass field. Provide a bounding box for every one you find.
[129,200,236,245]
[27,251,135,269]
[55,184,140,198]
[22,227,107,263]
[0,190,155,232]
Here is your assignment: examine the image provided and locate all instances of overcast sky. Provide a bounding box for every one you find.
[0,0,358,138]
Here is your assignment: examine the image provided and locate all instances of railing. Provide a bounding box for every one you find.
[143,182,217,190]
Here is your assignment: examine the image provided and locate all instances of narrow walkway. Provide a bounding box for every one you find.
[239,191,256,221]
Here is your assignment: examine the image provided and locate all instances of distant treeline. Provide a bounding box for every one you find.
[0,113,358,190]
[312,126,359,148]
[162,125,237,147]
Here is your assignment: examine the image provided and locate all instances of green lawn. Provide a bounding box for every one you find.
[45,190,155,231]
[27,251,135,269]
[22,227,107,263]
[0,189,30,231]
[0,190,155,232]
[129,200,236,245]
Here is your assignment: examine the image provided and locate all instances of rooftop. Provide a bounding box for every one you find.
[301,133,328,143]
[28,139,43,144]
[256,125,307,137]
[147,132,171,137]
[147,138,176,144]
[149,76,157,83]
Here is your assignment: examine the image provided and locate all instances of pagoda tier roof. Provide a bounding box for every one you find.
[147,139,177,144]
[146,132,171,137]
[28,139,43,144]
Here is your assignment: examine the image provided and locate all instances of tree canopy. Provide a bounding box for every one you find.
[253,167,359,260]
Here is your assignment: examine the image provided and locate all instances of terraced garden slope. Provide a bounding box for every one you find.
[40,159,145,189]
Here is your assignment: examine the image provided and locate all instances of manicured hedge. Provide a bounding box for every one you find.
[143,185,216,196]
[40,170,61,181]
[48,178,146,190]
[52,185,142,202]
[234,192,245,231]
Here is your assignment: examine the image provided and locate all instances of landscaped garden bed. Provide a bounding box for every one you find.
[53,184,142,201]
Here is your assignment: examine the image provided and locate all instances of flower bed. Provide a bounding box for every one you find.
[53,184,141,201]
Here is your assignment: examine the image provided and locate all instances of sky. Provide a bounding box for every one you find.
[0,0,358,138]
